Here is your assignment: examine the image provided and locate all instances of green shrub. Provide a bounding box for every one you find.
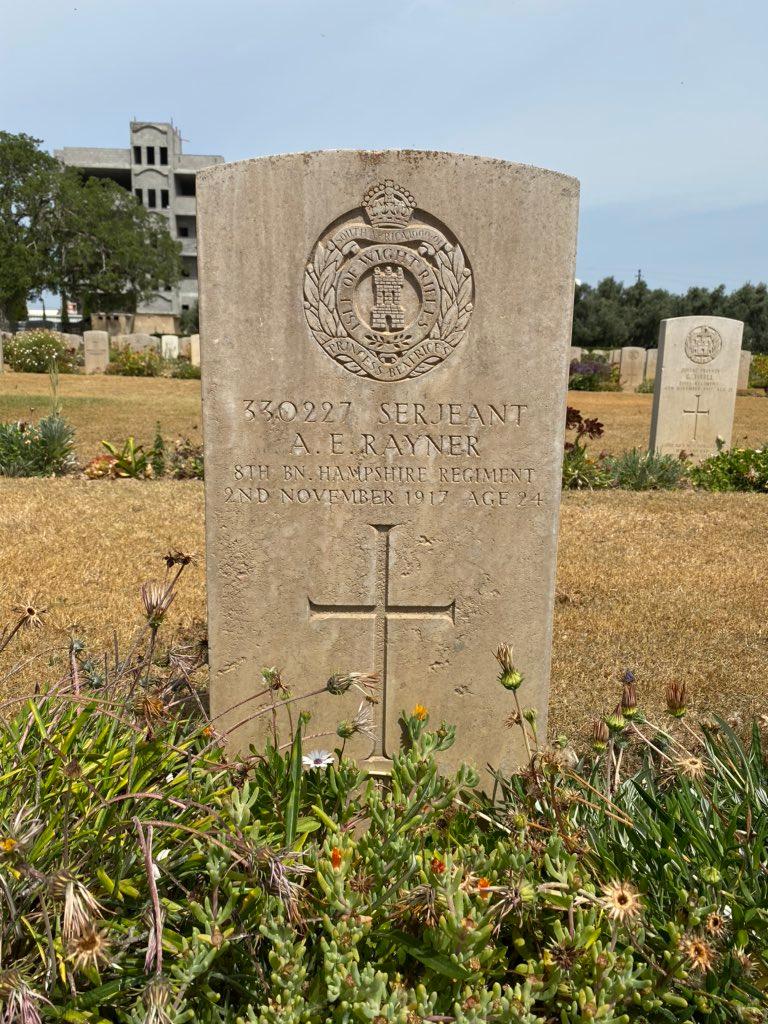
[170,358,201,379]
[749,352,768,388]
[604,448,688,490]
[635,377,655,393]
[4,329,78,373]
[106,346,162,377]
[689,440,768,491]
[569,359,621,392]
[0,412,76,476]
[169,435,204,478]
[0,576,765,1024]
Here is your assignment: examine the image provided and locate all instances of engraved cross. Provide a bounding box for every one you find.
[308,524,455,774]
[683,393,710,439]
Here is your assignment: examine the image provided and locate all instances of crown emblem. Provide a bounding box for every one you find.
[362,180,416,228]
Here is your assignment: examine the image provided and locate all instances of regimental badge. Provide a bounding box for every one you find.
[685,325,722,364]
[303,181,474,382]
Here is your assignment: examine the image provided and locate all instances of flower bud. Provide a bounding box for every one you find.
[666,680,687,718]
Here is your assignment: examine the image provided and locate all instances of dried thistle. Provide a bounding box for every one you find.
[68,925,111,972]
[392,884,443,928]
[11,602,47,630]
[141,582,175,629]
[141,976,173,1024]
[666,680,687,718]
[51,873,104,940]
[163,549,194,568]
[326,672,378,698]
[675,755,707,781]
[680,934,716,972]
[0,972,50,1024]
[337,700,376,741]
[494,643,523,691]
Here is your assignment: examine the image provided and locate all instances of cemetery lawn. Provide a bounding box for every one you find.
[0,372,202,457]
[1,477,766,742]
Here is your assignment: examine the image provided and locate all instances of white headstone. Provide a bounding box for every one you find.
[197,150,580,778]
[644,349,658,382]
[83,330,110,373]
[569,346,582,364]
[190,334,201,367]
[738,350,752,390]
[161,334,179,360]
[649,316,743,459]
[619,347,645,391]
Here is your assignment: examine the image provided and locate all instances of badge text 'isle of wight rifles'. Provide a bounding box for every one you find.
[303,180,474,382]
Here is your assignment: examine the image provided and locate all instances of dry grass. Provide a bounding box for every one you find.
[0,372,202,456]
[571,390,768,454]
[1,478,765,743]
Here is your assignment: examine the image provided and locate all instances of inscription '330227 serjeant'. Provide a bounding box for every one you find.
[303,181,474,382]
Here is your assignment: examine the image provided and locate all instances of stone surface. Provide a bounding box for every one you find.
[189,333,200,367]
[619,346,645,390]
[161,334,179,359]
[60,332,82,351]
[198,150,579,779]
[738,350,752,390]
[83,330,110,373]
[644,349,658,381]
[649,316,743,459]
[127,333,159,352]
[179,336,191,358]
[569,346,582,364]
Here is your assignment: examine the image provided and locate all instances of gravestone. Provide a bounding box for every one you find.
[619,347,645,390]
[198,150,579,778]
[649,316,743,459]
[179,336,191,359]
[738,351,752,390]
[569,346,582,364]
[644,349,658,382]
[83,330,110,373]
[189,334,201,367]
[609,348,621,364]
[60,332,82,351]
[161,334,179,360]
[128,333,158,353]
[0,332,6,373]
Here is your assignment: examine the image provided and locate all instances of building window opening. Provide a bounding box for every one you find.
[178,226,189,237]
[182,304,189,311]
[133,145,142,164]
[147,189,157,208]
[176,175,196,197]
[161,189,169,209]
[134,188,143,203]
[160,146,168,165]
[146,146,155,164]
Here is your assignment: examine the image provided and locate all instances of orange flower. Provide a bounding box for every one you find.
[430,856,445,874]
[477,877,491,899]
[413,704,428,721]
[331,847,342,869]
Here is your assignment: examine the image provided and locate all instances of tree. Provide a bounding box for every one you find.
[0,132,182,327]
[0,132,57,326]
[44,170,182,324]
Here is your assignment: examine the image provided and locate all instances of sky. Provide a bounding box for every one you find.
[2,0,766,292]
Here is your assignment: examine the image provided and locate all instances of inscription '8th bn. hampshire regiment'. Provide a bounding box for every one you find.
[303,180,474,382]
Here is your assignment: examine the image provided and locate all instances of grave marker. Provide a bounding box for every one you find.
[619,347,645,390]
[644,349,657,382]
[198,151,579,777]
[738,351,752,390]
[190,334,201,367]
[161,334,179,360]
[83,330,110,373]
[649,316,743,459]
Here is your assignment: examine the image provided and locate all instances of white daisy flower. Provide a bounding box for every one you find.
[302,749,334,770]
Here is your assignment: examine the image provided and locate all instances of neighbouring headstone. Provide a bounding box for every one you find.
[609,348,621,364]
[649,316,743,459]
[738,350,752,390]
[161,334,179,360]
[0,332,5,373]
[619,346,645,391]
[128,333,159,353]
[189,334,201,367]
[569,346,582,364]
[61,332,83,352]
[644,349,658,382]
[179,337,191,359]
[198,150,579,778]
[83,330,110,373]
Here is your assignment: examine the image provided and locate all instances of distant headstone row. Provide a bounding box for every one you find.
[569,343,752,395]
[79,331,202,373]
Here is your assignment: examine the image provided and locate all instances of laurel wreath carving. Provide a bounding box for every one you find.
[303,239,473,379]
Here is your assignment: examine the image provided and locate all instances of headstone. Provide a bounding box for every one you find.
[644,348,658,382]
[127,333,159,353]
[609,349,621,364]
[738,350,752,390]
[189,334,201,367]
[179,336,191,359]
[198,150,579,778]
[161,334,179,360]
[649,316,743,459]
[0,332,5,373]
[619,347,645,391]
[569,346,582,364]
[83,330,110,373]
[61,332,83,352]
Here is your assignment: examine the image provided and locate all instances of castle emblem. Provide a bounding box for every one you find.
[685,325,722,364]
[303,181,474,382]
